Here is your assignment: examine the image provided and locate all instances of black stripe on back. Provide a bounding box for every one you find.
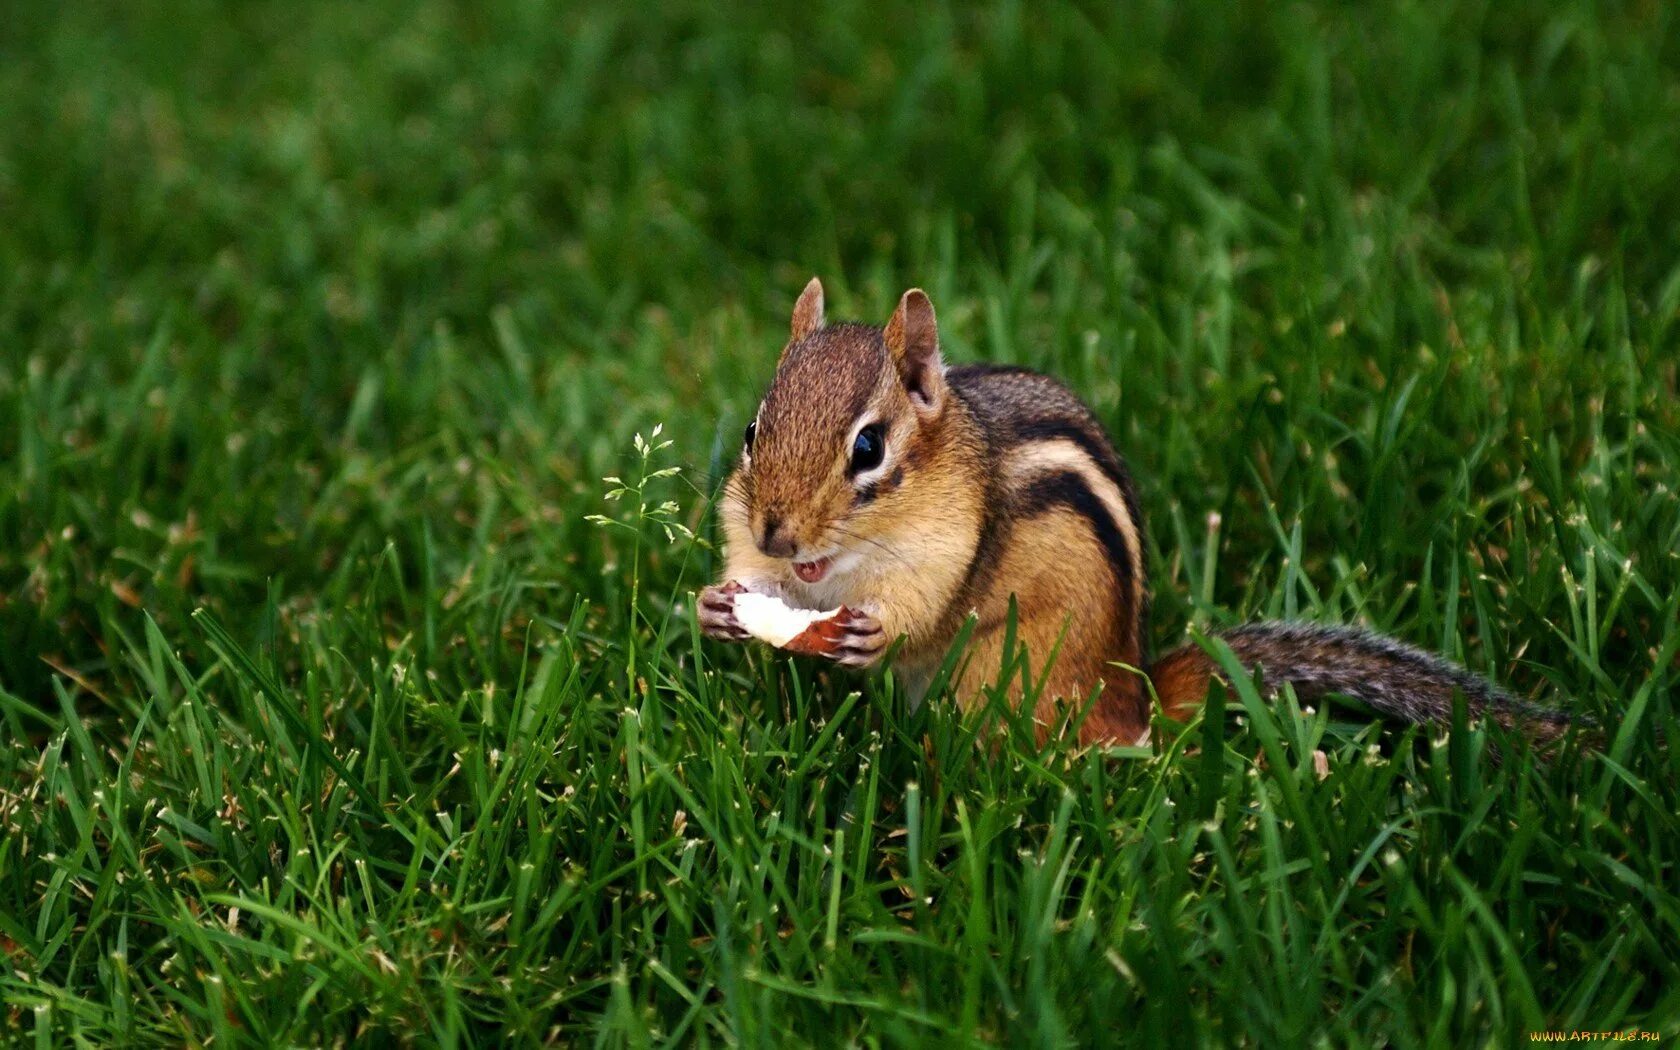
[1013,420,1149,650]
[1016,470,1135,598]
[1014,419,1142,538]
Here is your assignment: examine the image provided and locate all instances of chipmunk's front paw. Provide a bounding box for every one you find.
[784,607,889,667]
[698,581,750,642]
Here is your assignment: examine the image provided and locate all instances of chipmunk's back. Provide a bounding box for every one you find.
[946,363,1151,645]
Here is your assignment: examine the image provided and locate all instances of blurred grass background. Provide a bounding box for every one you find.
[2,0,1678,1044]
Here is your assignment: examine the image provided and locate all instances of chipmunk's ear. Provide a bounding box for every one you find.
[885,288,945,414]
[790,277,825,342]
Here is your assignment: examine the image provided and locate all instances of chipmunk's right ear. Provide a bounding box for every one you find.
[885,288,945,416]
[790,277,825,342]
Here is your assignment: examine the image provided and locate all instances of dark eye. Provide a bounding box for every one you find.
[850,424,885,473]
[743,420,757,453]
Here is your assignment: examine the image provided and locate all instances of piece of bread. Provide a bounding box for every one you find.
[733,592,841,648]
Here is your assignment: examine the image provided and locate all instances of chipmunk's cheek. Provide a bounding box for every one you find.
[824,549,867,580]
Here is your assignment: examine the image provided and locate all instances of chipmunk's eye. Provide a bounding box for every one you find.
[743,420,757,453]
[850,424,885,473]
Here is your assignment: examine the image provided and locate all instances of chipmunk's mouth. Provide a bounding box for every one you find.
[792,557,832,583]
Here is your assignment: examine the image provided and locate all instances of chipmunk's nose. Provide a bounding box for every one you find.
[757,514,798,559]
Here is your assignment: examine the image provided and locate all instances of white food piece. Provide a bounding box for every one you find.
[732,591,840,648]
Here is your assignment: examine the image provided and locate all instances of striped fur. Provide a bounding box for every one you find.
[943,364,1150,663]
[713,284,1574,748]
[937,365,1573,743]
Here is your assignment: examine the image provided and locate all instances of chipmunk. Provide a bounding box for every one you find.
[698,278,1574,747]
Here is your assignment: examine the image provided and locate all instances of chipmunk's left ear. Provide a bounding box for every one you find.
[885,289,945,415]
[790,277,825,343]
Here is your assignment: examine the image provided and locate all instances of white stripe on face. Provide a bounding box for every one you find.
[845,416,893,488]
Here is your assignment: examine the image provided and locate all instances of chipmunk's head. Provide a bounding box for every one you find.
[732,277,953,585]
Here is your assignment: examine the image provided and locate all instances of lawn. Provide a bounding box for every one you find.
[3,0,1679,1044]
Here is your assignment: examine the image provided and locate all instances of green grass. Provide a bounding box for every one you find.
[3,0,1679,1044]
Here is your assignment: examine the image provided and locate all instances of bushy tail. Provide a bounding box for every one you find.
[1149,622,1576,742]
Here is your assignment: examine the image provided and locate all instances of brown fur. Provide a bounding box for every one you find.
[706,280,1576,748]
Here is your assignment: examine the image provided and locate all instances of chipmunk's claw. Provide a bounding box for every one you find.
[698,581,750,641]
[785,607,888,667]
